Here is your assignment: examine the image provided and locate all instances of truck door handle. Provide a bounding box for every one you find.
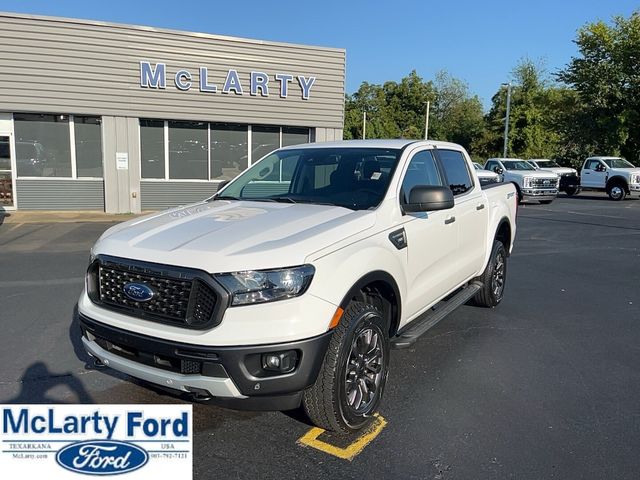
[476,203,485,211]
[444,216,456,225]
[584,172,590,174]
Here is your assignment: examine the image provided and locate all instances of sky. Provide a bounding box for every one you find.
[0,0,637,109]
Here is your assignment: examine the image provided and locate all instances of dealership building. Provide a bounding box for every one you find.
[0,13,345,213]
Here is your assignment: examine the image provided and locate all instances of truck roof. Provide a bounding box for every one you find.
[280,139,463,150]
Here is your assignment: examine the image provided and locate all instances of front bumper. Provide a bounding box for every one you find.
[521,188,558,201]
[79,313,333,410]
[630,183,640,192]
[559,175,580,191]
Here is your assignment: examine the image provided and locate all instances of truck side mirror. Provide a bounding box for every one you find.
[495,167,504,175]
[595,164,606,172]
[403,185,454,213]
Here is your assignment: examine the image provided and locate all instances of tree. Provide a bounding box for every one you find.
[557,11,640,164]
[343,70,485,155]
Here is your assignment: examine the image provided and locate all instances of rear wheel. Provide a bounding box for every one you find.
[303,302,389,433]
[607,182,626,201]
[473,240,507,308]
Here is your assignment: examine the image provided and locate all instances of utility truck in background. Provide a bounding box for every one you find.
[579,156,640,201]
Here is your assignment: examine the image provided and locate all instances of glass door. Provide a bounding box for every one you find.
[0,135,14,208]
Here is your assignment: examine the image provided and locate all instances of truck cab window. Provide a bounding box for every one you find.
[400,150,442,204]
[438,149,474,195]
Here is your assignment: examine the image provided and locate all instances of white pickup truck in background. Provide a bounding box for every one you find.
[579,156,640,200]
[485,158,559,204]
[527,159,580,196]
[78,139,517,433]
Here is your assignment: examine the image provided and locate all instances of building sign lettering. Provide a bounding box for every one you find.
[140,62,316,100]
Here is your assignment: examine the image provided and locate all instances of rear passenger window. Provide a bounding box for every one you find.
[400,150,442,204]
[438,149,474,195]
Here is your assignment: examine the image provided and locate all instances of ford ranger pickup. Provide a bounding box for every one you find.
[78,139,517,433]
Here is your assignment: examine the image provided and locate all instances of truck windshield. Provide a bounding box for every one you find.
[212,147,402,210]
[502,160,535,171]
[536,160,560,168]
[603,158,635,168]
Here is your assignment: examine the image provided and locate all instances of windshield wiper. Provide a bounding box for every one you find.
[212,195,239,201]
[249,196,298,203]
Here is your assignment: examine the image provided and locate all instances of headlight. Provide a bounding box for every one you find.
[523,177,532,188]
[632,174,640,184]
[215,265,315,306]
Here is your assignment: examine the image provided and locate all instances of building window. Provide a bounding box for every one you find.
[14,113,71,177]
[252,126,280,164]
[168,121,208,180]
[140,119,165,179]
[282,127,310,147]
[75,116,103,177]
[210,124,247,180]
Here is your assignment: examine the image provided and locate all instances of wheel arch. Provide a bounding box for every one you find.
[495,217,512,254]
[338,271,402,338]
[606,176,630,193]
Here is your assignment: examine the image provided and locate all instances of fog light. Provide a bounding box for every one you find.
[262,350,298,373]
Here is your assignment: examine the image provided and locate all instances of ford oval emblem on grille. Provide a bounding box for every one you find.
[56,440,149,475]
[123,282,154,302]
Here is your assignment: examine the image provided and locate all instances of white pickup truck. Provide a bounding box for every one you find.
[78,140,517,433]
[485,158,559,204]
[526,159,580,196]
[579,156,640,200]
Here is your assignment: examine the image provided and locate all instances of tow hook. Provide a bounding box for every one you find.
[93,357,107,369]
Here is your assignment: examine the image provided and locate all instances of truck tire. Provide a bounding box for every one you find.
[302,301,389,434]
[565,186,579,196]
[473,240,507,308]
[607,181,626,201]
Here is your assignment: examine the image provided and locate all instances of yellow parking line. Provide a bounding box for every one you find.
[297,413,387,461]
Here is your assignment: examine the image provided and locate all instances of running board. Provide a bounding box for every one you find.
[390,282,482,349]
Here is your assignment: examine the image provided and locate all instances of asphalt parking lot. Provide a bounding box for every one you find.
[1,192,639,479]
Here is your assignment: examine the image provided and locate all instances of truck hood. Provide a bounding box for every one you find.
[94,200,376,272]
[539,167,576,175]
[476,170,499,178]
[609,167,640,178]
[506,170,558,179]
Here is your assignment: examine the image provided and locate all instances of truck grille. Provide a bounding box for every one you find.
[86,256,226,329]
[530,178,558,188]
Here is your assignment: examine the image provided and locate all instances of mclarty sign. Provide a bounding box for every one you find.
[1,404,193,479]
[140,61,317,99]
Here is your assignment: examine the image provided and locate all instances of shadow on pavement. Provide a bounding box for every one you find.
[6,361,93,404]
[0,206,10,226]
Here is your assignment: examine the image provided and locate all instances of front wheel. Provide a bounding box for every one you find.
[302,302,389,433]
[607,183,626,201]
[565,186,579,196]
[473,240,508,308]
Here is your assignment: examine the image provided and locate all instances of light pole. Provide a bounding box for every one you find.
[424,101,430,140]
[502,82,512,158]
[362,110,367,140]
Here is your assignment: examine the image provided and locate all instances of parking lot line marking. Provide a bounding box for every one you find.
[297,413,387,461]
